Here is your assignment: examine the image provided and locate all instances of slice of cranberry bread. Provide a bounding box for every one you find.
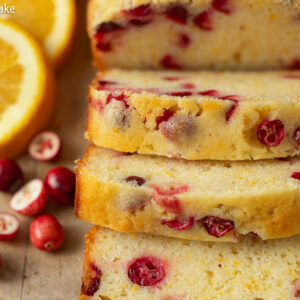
[87,69,300,161]
[79,227,300,300]
[88,0,300,70]
[75,145,300,242]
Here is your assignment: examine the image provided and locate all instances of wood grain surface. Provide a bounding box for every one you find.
[0,1,93,299]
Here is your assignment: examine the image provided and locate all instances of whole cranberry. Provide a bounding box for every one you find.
[128,256,166,286]
[29,214,64,251]
[44,167,75,205]
[0,159,24,193]
[256,119,285,147]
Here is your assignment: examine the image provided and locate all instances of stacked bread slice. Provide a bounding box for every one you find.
[76,0,300,299]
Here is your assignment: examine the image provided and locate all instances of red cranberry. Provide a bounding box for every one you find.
[156,109,174,129]
[178,33,191,48]
[167,91,193,97]
[181,83,195,89]
[128,256,166,286]
[293,127,300,146]
[130,19,152,26]
[125,176,146,186]
[212,0,232,14]
[0,212,20,242]
[203,216,235,237]
[160,115,197,142]
[289,59,300,70]
[291,172,300,181]
[82,263,102,296]
[165,4,188,24]
[90,98,104,114]
[29,214,64,251]
[161,55,181,70]
[0,159,24,193]
[163,77,181,81]
[153,185,188,214]
[294,279,300,297]
[162,217,194,230]
[256,119,285,147]
[199,89,220,97]
[96,22,123,33]
[106,93,129,108]
[193,11,213,31]
[96,80,117,90]
[125,4,152,17]
[44,167,76,205]
[219,95,239,122]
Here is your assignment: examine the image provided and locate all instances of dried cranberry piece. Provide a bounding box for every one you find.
[162,217,194,230]
[167,91,193,97]
[199,89,220,97]
[293,127,300,146]
[165,4,188,25]
[125,4,152,17]
[277,157,290,162]
[203,216,235,237]
[212,0,232,14]
[256,119,285,147]
[161,55,182,70]
[125,176,146,186]
[128,256,166,286]
[291,172,300,181]
[193,11,213,31]
[178,33,191,48]
[106,93,129,108]
[156,109,174,129]
[160,115,197,142]
[81,263,102,296]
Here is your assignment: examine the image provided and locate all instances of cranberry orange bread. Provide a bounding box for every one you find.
[87,0,300,70]
[87,69,300,161]
[75,146,300,242]
[79,227,300,300]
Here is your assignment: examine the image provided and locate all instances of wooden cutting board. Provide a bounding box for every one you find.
[0,1,93,299]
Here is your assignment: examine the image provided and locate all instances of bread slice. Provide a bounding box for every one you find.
[87,69,300,161]
[79,226,300,300]
[75,146,300,242]
[87,0,300,70]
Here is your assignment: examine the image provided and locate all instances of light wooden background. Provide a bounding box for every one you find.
[0,1,93,299]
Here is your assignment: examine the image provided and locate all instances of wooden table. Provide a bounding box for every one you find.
[0,2,93,299]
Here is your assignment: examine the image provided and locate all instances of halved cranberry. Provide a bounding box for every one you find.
[293,127,300,146]
[219,95,239,122]
[199,89,220,97]
[106,93,129,108]
[193,11,213,31]
[178,33,191,48]
[165,4,188,24]
[125,176,146,186]
[167,91,193,97]
[181,83,195,90]
[160,115,197,142]
[128,256,166,286]
[161,55,181,70]
[162,217,194,230]
[82,263,102,296]
[212,0,232,14]
[0,159,24,193]
[203,216,235,237]
[257,119,285,147]
[0,212,19,242]
[152,185,188,214]
[125,4,152,17]
[156,109,174,129]
[291,172,300,181]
